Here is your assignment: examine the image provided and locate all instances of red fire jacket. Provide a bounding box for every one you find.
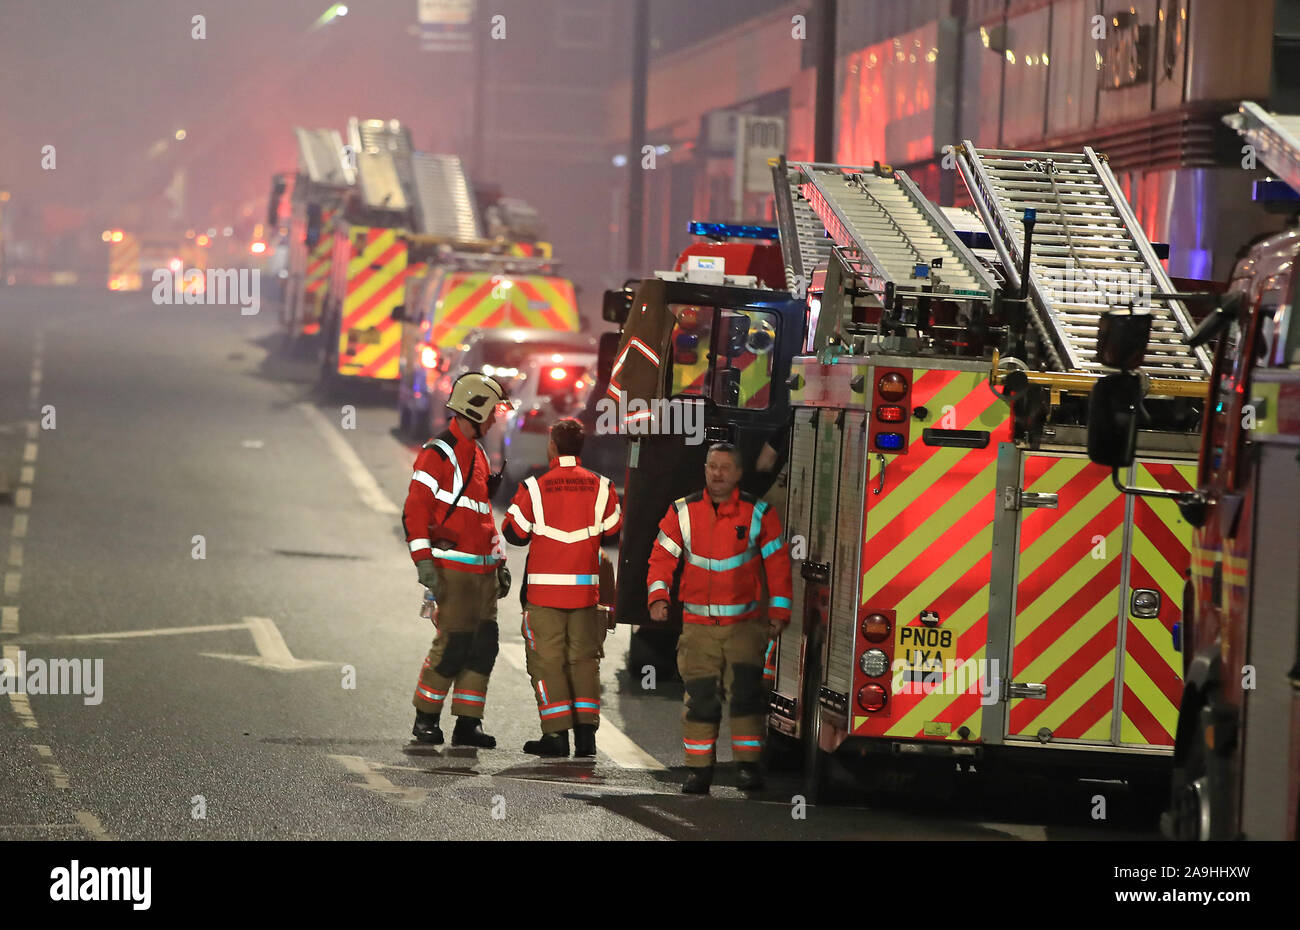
[647,487,793,626]
[502,456,622,608]
[402,418,500,574]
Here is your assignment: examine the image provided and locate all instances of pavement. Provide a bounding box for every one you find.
[0,285,1161,840]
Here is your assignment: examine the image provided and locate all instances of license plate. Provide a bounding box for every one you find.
[349,327,382,345]
[894,624,955,682]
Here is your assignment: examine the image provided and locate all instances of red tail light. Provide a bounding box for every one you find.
[856,684,888,712]
[876,405,904,423]
[548,367,567,382]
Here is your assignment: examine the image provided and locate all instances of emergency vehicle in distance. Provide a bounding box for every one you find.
[1087,102,1300,840]
[609,148,1209,803]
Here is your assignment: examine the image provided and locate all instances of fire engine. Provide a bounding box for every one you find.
[611,147,1210,800]
[1088,102,1300,840]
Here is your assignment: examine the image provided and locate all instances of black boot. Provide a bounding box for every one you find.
[451,716,496,748]
[573,724,597,758]
[682,767,713,795]
[523,730,570,757]
[737,762,764,791]
[412,710,444,745]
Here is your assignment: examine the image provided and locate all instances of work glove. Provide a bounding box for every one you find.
[487,466,506,499]
[416,559,440,599]
[496,563,512,600]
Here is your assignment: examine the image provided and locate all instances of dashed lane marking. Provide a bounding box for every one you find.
[1,607,17,634]
[15,488,31,509]
[3,645,38,729]
[4,572,19,597]
[74,811,115,841]
[297,403,400,515]
[11,514,27,538]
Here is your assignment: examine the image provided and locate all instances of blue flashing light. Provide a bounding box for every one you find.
[874,432,905,452]
[688,221,780,241]
[1252,178,1300,203]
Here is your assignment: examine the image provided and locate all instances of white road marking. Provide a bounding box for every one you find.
[329,754,431,807]
[15,488,31,509]
[32,745,70,788]
[10,514,26,538]
[240,439,264,449]
[200,616,333,671]
[3,645,38,728]
[22,443,36,463]
[1,607,17,634]
[25,422,37,440]
[4,573,19,597]
[74,811,114,841]
[297,403,400,515]
[977,822,1048,841]
[499,643,666,771]
[8,544,22,568]
[51,621,249,641]
[20,466,34,485]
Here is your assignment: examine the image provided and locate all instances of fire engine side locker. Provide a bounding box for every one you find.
[995,443,1195,754]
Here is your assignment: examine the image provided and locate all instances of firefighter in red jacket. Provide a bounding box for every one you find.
[404,372,510,748]
[648,442,793,794]
[502,418,622,757]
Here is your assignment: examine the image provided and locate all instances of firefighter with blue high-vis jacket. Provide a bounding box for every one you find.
[647,442,793,794]
[502,418,622,758]
[404,372,511,749]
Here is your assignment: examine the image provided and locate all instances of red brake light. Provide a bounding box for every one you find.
[548,367,567,381]
[860,613,891,643]
[856,683,888,712]
[876,405,904,423]
[878,372,909,401]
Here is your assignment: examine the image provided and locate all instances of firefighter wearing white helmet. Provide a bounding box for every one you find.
[403,372,512,748]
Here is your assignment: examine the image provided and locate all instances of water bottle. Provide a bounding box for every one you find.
[420,589,437,621]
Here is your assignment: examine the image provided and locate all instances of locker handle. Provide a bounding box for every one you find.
[873,454,886,495]
[922,428,990,448]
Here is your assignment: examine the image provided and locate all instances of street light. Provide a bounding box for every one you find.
[312,3,348,29]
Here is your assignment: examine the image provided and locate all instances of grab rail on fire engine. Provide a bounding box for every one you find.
[988,351,1209,400]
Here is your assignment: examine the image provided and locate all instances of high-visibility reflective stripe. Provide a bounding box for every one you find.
[416,685,446,702]
[594,477,610,533]
[748,501,768,549]
[600,503,621,532]
[732,738,763,748]
[674,500,692,552]
[428,439,462,494]
[452,692,486,704]
[683,739,715,754]
[537,681,549,703]
[409,538,431,553]
[648,580,669,594]
[682,601,759,617]
[770,597,792,610]
[685,549,757,572]
[507,503,533,532]
[411,470,441,494]
[523,475,609,543]
[539,704,573,717]
[629,338,660,366]
[760,536,784,558]
[655,531,682,558]
[443,496,490,514]
[526,574,598,586]
[429,549,499,565]
[573,700,600,711]
[522,613,536,649]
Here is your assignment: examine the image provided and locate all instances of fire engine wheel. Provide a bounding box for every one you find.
[1164,685,1217,841]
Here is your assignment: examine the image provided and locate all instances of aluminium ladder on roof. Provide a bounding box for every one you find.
[772,158,835,297]
[777,160,997,306]
[410,153,482,240]
[956,142,1211,378]
[347,117,415,214]
[293,128,355,189]
[1226,102,1300,196]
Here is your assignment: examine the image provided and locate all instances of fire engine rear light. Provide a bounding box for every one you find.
[875,432,905,452]
[856,683,888,713]
[859,649,889,678]
[548,367,567,381]
[420,345,438,369]
[876,405,904,423]
[878,372,909,401]
[861,613,891,643]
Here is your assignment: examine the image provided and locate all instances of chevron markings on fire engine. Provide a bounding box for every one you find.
[854,369,1009,740]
